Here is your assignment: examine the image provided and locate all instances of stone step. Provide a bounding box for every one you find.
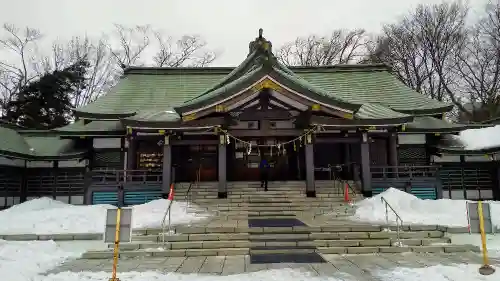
[250,246,316,255]
[126,237,451,249]
[81,244,478,259]
[134,225,446,236]
[317,244,479,255]
[199,206,347,211]
[191,198,359,204]
[200,202,350,207]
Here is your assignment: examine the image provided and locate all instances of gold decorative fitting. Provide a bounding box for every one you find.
[182,113,196,121]
[252,79,282,92]
[368,126,376,131]
[158,129,165,135]
[311,104,321,111]
[215,104,226,113]
[435,133,441,136]
[343,113,353,120]
[401,124,406,132]
[127,127,132,135]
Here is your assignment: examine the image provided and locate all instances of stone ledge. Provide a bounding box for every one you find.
[0,233,103,241]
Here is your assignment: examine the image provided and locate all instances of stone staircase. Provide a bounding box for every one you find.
[177,181,360,219]
[81,181,478,259]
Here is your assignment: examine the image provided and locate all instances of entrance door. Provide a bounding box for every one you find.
[231,138,293,181]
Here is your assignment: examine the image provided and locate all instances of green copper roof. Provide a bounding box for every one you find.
[124,109,181,123]
[405,116,466,132]
[74,32,453,119]
[355,103,412,120]
[54,120,124,136]
[0,124,86,159]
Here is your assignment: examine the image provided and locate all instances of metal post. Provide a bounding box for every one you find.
[110,208,121,281]
[477,201,496,275]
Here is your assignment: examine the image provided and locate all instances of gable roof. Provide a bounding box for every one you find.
[74,31,453,120]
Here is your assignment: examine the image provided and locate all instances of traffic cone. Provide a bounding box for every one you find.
[344,183,350,203]
[167,183,175,201]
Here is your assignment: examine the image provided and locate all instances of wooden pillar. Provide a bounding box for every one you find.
[53,161,59,200]
[344,143,351,179]
[218,134,227,198]
[162,135,172,193]
[20,160,27,203]
[360,132,372,197]
[126,135,137,170]
[388,133,398,167]
[305,133,316,197]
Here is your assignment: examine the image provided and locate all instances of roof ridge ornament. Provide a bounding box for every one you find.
[248,28,272,56]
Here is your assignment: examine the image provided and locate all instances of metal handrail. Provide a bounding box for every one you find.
[160,197,174,246]
[161,165,201,248]
[380,196,404,246]
[186,165,201,209]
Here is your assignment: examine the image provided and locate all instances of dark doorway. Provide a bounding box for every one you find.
[228,137,304,181]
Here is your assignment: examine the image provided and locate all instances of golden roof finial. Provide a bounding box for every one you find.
[258,28,263,39]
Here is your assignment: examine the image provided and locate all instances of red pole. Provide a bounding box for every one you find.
[344,183,350,203]
[167,183,175,201]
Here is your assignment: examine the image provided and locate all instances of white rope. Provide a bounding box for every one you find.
[219,125,318,147]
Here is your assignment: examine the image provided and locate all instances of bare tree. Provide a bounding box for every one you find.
[153,33,216,67]
[276,29,369,66]
[366,1,469,107]
[106,24,151,69]
[416,2,469,112]
[454,1,500,122]
[0,24,42,110]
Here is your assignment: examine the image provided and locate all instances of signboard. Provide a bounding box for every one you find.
[467,202,494,234]
[104,207,133,244]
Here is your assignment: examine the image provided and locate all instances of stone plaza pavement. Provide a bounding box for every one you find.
[47,252,500,280]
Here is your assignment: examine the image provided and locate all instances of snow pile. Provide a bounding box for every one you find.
[375,263,498,280]
[0,240,84,281]
[133,199,209,229]
[459,125,500,150]
[0,198,209,235]
[351,188,500,228]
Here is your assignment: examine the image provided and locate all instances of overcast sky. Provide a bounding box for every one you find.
[0,0,490,66]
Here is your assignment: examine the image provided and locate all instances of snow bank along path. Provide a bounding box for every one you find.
[0,197,210,235]
[352,188,500,229]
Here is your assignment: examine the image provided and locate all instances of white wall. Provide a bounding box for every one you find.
[93,138,121,149]
[432,155,461,163]
[398,134,426,144]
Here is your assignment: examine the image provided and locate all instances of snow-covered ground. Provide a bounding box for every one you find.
[0,198,210,235]
[351,188,500,230]
[1,239,499,281]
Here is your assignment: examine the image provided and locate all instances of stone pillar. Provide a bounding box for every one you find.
[218,134,227,198]
[162,135,172,193]
[305,133,316,197]
[388,133,398,167]
[360,132,372,197]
